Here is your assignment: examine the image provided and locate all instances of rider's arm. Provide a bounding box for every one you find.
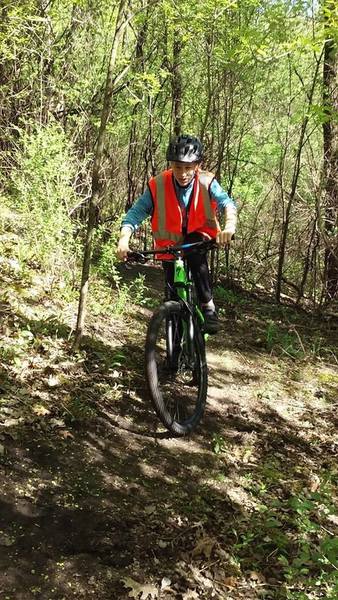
[117,189,153,260]
[210,179,237,245]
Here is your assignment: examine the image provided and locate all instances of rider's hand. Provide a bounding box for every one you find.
[216,227,235,246]
[217,203,237,246]
[117,227,132,261]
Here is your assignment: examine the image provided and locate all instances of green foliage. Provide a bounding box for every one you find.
[89,272,150,318]
[212,433,227,454]
[231,465,338,598]
[0,327,35,366]
[9,123,79,274]
[110,350,127,368]
[265,320,305,358]
[114,274,150,315]
[62,395,96,424]
[0,0,334,306]
[214,286,245,306]
[94,230,151,315]
[95,227,121,281]
[279,481,338,597]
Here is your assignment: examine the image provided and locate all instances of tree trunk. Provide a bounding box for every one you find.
[126,8,148,210]
[297,219,317,304]
[200,31,214,145]
[322,0,338,300]
[73,0,129,349]
[275,54,323,302]
[172,29,183,136]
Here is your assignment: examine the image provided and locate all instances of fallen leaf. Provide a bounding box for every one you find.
[140,585,158,599]
[249,571,266,584]
[3,418,21,427]
[122,577,158,599]
[308,474,320,493]
[32,404,50,417]
[58,430,74,439]
[189,565,213,589]
[160,577,171,590]
[243,448,252,463]
[192,536,216,559]
[224,576,238,588]
[47,375,60,388]
[327,514,338,526]
[8,258,20,272]
[50,418,65,428]
[182,590,199,600]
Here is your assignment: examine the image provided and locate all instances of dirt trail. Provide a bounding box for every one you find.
[0,263,337,599]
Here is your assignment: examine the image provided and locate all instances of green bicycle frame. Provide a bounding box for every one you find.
[173,257,205,331]
[174,257,188,300]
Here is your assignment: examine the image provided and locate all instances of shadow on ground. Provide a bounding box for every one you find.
[0,265,337,599]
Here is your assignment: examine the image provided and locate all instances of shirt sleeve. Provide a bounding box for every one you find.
[210,179,236,212]
[121,188,153,232]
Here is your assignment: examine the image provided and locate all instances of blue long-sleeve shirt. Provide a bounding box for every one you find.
[121,173,235,232]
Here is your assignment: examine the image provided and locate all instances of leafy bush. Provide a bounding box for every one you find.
[265,319,305,358]
[95,226,121,282]
[10,123,79,274]
[214,285,245,306]
[94,228,151,314]
[113,274,150,315]
[89,273,150,318]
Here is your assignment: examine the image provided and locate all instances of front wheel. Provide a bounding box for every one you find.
[145,301,208,436]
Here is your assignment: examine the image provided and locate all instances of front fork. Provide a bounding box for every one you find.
[174,259,196,362]
[167,259,206,368]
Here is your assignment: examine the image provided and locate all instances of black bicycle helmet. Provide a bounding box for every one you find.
[166,134,203,163]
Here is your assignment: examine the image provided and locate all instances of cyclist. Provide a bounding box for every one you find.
[117,134,237,334]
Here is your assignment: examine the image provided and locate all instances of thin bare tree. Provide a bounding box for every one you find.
[73,0,129,349]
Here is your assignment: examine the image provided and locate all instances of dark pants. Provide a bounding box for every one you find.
[162,232,212,304]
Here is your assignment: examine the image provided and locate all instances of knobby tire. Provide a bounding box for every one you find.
[145,301,208,436]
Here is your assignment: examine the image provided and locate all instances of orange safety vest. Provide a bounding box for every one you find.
[148,169,219,258]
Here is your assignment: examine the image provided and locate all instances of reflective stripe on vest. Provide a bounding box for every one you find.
[155,172,166,236]
[198,172,218,229]
[153,231,183,242]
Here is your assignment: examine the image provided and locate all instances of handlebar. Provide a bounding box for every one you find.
[126,239,217,264]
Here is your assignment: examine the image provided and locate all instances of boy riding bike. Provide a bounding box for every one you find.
[117,134,237,334]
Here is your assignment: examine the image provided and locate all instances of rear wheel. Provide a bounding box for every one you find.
[145,301,207,436]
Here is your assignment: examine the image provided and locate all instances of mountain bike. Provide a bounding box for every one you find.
[127,239,216,436]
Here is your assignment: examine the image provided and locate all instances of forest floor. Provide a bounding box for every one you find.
[0,256,337,600]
